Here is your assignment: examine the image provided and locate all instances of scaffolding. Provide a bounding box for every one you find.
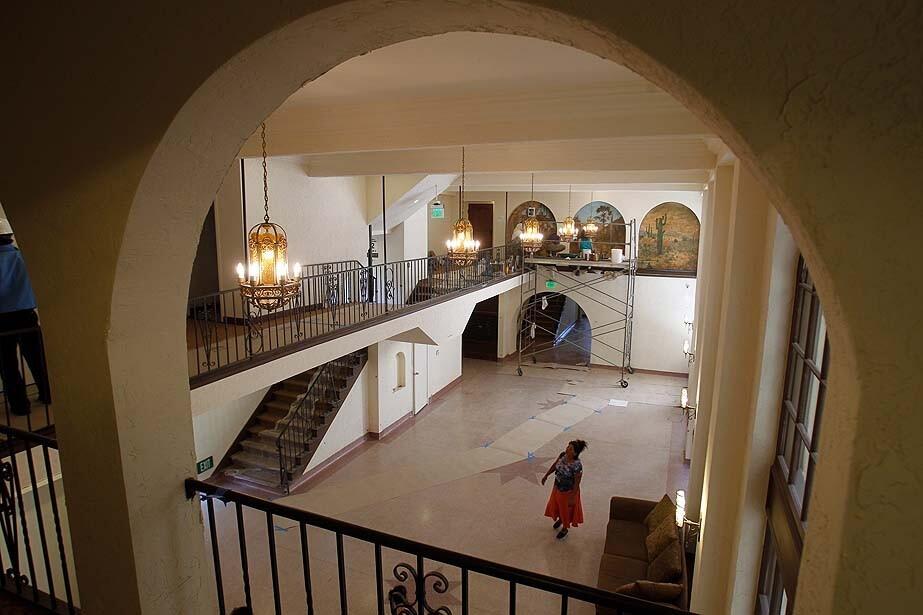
[516,220,637,387]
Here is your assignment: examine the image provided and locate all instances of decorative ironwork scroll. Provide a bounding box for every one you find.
[388,563,452,615]
[325,274,341,326]
[0,460,29,589]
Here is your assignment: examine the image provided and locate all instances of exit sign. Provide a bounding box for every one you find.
[196,456,214,474]
[546,280,557,289]
[431,202,445,219]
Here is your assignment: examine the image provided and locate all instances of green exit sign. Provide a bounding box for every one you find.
[546,280,557,290]
[431,206,445,219]
[196,456,214,474]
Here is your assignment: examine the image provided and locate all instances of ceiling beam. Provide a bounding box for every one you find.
[290,138,716,177]
[244,85,713,157]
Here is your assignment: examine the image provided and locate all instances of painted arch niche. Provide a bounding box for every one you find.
[572,201,625,258]
[638,202,700,276]
[507,200,557,243]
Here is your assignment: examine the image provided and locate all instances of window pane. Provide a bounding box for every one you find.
[791,441,810,510]
[781,417,797,475]
[803,373,821,444]
[788,356,805,417]
[810,311,827,366]
[795,290,813,350]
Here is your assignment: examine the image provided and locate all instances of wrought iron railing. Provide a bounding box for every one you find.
[186,478,695,615]
[276,351,365,492]
[0,426,78,613]
[0,327,53,433]
[188,247,522,386]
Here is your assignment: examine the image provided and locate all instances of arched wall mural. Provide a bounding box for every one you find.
[638,202,700,276]
[507,200,557,243]
[572,201,625,258]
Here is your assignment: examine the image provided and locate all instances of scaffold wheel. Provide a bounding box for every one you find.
[620,380,629,388]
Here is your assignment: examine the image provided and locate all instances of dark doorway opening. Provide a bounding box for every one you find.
[467,202,493,249]
[463,296,499,361]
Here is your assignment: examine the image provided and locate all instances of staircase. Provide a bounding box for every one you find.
[220,349,368,491]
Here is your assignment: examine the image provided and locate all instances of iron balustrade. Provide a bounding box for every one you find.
[188,247,523,386]
[275,351,364,492]
[185,479,697,615]
[0,426,78,613]
[0,327,53,434]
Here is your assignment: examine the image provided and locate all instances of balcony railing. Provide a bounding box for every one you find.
[188,246,523,387]
[0,426,79,613]
[186,478,695,615]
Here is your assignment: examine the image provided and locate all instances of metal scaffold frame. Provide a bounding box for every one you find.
[516,220,637,387]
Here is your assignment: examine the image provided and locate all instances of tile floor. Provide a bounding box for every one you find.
[202,359,688,614]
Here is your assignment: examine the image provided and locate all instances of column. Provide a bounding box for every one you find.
[689,162,774,614]
[685,165,734,520]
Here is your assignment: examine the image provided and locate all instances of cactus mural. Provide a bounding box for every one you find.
[655,213,668,254]
[639,202,699,275]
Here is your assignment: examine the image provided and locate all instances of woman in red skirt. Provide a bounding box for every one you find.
[541,439,587,539]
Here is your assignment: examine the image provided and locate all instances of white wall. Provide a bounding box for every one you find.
[368,340,415,433]
[239,158,369,270]
[633,276,696,373]
[192,386,269,479]
[428,335,462,396]
[304,364,369,472]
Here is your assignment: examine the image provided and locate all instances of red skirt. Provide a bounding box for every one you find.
[544,487,584,528]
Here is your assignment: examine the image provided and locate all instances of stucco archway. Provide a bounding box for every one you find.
[3,2,920,614]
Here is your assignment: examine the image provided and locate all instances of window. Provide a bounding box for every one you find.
[775,257,829,521]
[756,256,830,613]
[395,352,406,391]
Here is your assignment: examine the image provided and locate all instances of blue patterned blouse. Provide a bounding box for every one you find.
[553,454,583,492]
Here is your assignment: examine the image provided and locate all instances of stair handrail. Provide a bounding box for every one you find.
[274,360,335,488]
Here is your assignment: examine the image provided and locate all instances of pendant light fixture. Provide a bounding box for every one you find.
[236,122,301,311]
[583,189,599,238]
[560,184,577,241]
[446,146,480,265]
[521,174,544,254]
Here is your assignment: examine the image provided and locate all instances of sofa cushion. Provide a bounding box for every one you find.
[643,494,675,530]
[645,515,679,561]
[604,519,649,561]
[597,554,650,592]
[636,580,683,602]
[647,539,683,583]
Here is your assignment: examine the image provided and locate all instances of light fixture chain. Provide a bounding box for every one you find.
[261,122,270,223]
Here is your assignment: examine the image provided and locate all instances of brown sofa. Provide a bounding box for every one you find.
[597,496,689,612]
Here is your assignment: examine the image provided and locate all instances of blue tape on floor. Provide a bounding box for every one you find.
[527,451,535,459]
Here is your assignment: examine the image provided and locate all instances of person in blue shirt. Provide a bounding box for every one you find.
[0,219,50,415]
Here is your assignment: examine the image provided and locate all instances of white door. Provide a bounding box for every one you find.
[413,343,429,414]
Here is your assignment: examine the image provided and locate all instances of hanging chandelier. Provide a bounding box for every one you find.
[583,190,599,238]
[521,174,544,254]
[446,146,480,265]
[559,185,577,241]
[235,122,302,311]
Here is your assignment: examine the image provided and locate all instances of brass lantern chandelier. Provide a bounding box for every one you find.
[583,190,599,238]
[235,122,302,311]
[521,174,544,254]
[446,147,480,265]
[559,185,577,241]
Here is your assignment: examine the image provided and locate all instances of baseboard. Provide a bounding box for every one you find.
[630,367,689,378]
[370,410,414,440]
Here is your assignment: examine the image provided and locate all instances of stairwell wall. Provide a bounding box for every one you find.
[192,385,270,480]
[304,363,369,472]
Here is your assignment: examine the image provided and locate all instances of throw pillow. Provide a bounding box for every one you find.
[646,514,678,561]
[644,494,675,530]
[614,582,638,596]
[647,539,682,583]
[636,580,683,602]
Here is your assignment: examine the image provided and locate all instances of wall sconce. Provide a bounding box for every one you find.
[676,488,701,547]
[683,339,695,363]
[681,387,696,420]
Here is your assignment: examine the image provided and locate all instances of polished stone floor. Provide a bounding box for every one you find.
[202,359,688,614]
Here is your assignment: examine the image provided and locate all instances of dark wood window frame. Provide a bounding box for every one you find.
[756,256,829,614]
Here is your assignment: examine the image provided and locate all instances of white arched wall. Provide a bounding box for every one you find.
[2,2,920,614]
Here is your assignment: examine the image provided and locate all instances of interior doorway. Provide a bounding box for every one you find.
[412,343,429,414]
[467,202,493,249]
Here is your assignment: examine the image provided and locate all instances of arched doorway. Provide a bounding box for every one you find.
[519,292,590,367]
[2,3,914,613]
